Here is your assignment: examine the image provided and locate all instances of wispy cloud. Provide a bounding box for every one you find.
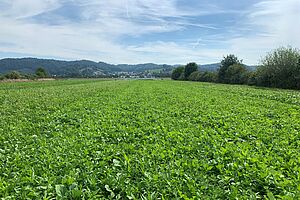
[0,0,60,19]
[0,0,299,64]
[227,0,300,64]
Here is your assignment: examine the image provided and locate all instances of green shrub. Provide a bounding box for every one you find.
[188,71,201,81]
[200,71,218,82]
[246,71,257,86]
[4,71,21,79]
[256,47,300,89]
[23,73,37,80]
[224,64,248,84]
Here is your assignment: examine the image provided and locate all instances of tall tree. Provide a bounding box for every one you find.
[35,67,48,78]
[171,66,184,80]
[218,54,242,83]
[184,62,198,80]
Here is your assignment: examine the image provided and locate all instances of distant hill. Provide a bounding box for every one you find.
[0,58,120,77]
[200,63,221,72]
[117,63,172,73]
[0,58,174,77]
[0,58,256,77]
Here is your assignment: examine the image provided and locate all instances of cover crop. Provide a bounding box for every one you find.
[0,79,300,199]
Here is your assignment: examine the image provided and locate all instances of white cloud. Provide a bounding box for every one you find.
[227,0,300,64]
[0,0,60,19]
[0,0,219,64]
[0,0,299,65]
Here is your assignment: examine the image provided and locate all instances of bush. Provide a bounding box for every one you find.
[224,64,248,84]
[246,71,257,86]
[200,71,218,83]
[23,73,37,80]
[188,71,218,83]
[256,47,300,89]
[171,66,185,80]
[5,71,21,79]
[188,71,201,81]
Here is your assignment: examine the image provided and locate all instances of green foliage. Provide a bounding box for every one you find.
[35,67,48,78]
[199,71,218,82]
[224,64,248,84]
[184,62,198,80]
[171,66,185,80]
[188,71,201,81]
[188,71,218,82]
[4,70,21,79]
[23,73,37,80]
[256,47,300,89]
[172,47,300,90]
[218,54,242,83]
[2,71,38,80]
[246,71,258,86]
[1,79,300,199]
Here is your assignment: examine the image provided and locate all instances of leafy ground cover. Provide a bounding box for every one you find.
[0,79,300,199]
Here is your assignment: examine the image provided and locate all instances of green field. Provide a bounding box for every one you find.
[0,79,300,199]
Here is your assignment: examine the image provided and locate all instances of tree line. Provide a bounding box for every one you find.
[0,67,48,80]
[171,47,300,90]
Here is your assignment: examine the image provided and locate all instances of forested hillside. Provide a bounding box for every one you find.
[0,58,174,77]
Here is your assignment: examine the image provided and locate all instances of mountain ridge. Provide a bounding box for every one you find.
[0,57,175,77]
[0,57,255,77]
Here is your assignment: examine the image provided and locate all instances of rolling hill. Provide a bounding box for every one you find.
[0,58,174,77]
[0,58,255,77]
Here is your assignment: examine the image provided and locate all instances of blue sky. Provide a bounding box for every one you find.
[0,0,299,65]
